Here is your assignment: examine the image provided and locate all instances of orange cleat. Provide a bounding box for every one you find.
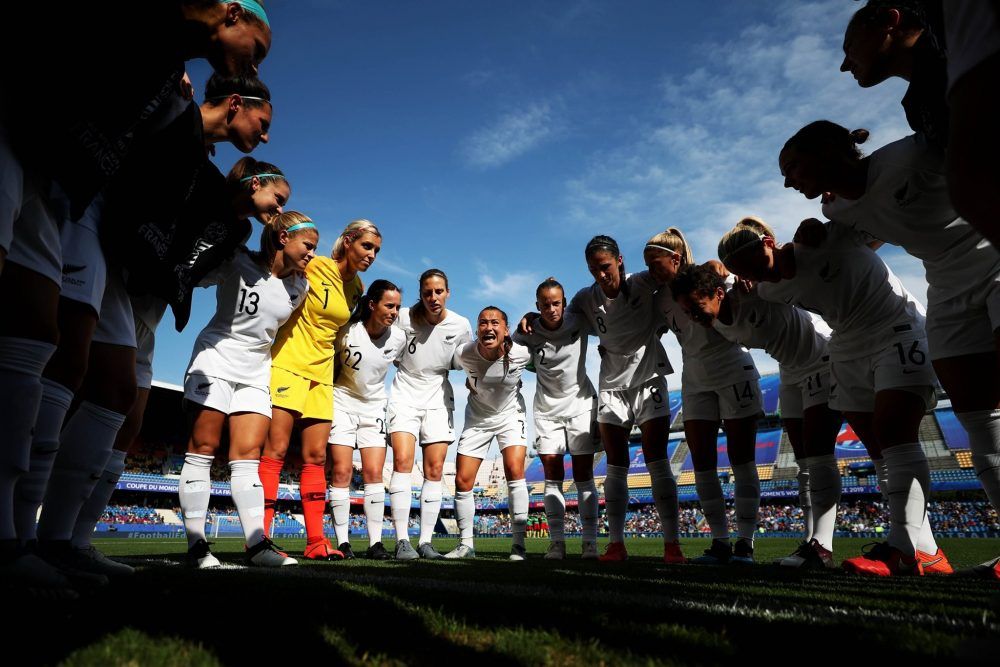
[303,538,344,561]
[842,542,923,577]
[916,548,953,575]
[599,542,628,562]
[663,541,686,564]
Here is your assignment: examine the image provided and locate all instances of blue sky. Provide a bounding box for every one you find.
[158,1,925,452]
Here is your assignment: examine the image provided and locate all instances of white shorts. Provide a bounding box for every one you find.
[6,176,62,286]
[386,403,454,444]
[91,270,136,348]
[682,378,763,422]
[457,411,527,460]
[535,405,599,456]
[329,410,387,449]
[0,125,23,254]
[926,277,1000,361]
[183,372,271,418]
[827,337,937,413]
[58,196,105,312]
[598,377,670,428]
[132,294,167,390]
[779,370,832,420]
[945,0,1000,96]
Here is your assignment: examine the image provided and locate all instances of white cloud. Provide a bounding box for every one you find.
[461,102,561,169]
[470,264,540,314]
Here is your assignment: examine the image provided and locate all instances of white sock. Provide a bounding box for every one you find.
[72,449,127,548]
[883,443,932,557]
[418,478,442,545]
[576,478,598,542]
[330,486,351,546]
[455,490,475,547]
[873,456,890,502]
[0,337,56,540]
[647,458,679,543]
[957,409,1000,515]
[806,455,841,551]
[389,471,412,541]
[795,458,813,542]
[543,479,566,541]
[14,378,73,540]
[229,460,265,548]
[179,453,213,547]
[508,478,528,549]
[603,464,628,543]
[694,470,729,539]
[37,402,124,541]
[731,461,760,541]
[364,483,385,546]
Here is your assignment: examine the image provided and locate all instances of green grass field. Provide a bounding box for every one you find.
[17,537,1000,666]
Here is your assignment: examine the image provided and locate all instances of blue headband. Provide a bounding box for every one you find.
[220,1,270,28]
[286,222,316,233]
[240,173,283,183]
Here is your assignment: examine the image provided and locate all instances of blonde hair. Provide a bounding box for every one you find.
[332,219,381,260]
[645,227,695,267]
[257,210,318,268]
[717,216,778,269]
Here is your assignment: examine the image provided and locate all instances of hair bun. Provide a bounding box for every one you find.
[850,128,870,145]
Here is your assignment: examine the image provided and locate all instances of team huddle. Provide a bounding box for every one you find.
[1,0,999,593]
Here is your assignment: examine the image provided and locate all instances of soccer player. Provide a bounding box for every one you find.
[512,278,600,560]
[179,211,316,568]
[719,217,940,576]
[644,228,762,565]
[263,220,380,560]
[445,307,532,560]
[780,121,1000,574]
[68,157,292,576]
[387,269,472,560]
[329,280,407,560]
[669,260,842,569]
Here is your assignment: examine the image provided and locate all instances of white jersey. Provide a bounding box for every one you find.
[757,223,926,362]
[656,276,758,392]
[334,320,408,418]
[712,287,831,386]
[512,311,596,419]
[186,249,308,386]
[390,307,472,410]
[823,134,1000,304]
[453,341,531,421]
[569,271,672,392]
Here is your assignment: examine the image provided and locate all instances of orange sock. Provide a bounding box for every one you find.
[300,463,328,543]
[259,456,284,537]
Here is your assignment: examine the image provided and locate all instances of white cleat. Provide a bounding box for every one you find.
[74,545,135,577]
[510,544,527,561]
[581,541,599,560]
[544,541,566,560]
[247,537,298,567]
[187,539,221,569]
[443,544,476,559]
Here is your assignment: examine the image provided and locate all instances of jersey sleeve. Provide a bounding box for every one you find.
[568,287,588,315]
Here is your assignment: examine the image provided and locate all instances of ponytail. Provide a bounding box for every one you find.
[255,211,317,269]
[783,120,869,164]
[226,156,287,198]
[718,216,779,270]
[645,227,695,267]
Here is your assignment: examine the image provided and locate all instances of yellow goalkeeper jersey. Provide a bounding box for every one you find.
[271,256,363,383]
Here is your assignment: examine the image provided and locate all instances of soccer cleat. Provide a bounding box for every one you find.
[690,539,732,565]
[510,544,527,561]
[544,541,566,560]
[338,542,356,560]
[73,545,135,577]
[842,542,923,577]
[417,542,445,560]
[187,539,221,569]
[774,541,809,565]
[303,539,344,561]
[581,541,599,560]
[915,547,954,575]
[365,542,392,560]
[36,540,110,587]
[394,539,419,561]
[443,544,476,559]
[248,537,298,567]
[956,556,1000,580]
[0,546,78,599]
[663,541,686,564]
[731,538,754,565]
[779,539,835,570]
[599,541,628,562]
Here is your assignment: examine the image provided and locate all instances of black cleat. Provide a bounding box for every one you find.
[338,542,356,560]
[365,542,392,560]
